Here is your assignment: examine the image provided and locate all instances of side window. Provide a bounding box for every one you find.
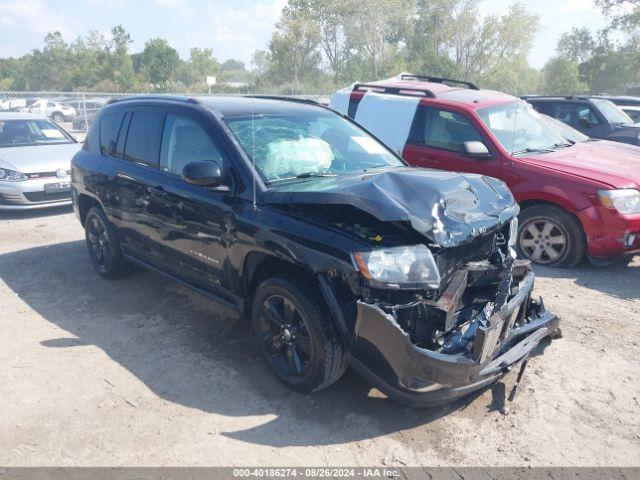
[99,112,124,157]
[159,114,223,175]
[531,102,553,115]
[584,106,602,124]
[411,107,483,151]
[552,103,601,126]
[123,111,165,167]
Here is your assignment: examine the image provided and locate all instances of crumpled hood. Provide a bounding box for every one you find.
[0,143,81,173]
[263,167,519,248]
[520,141,640,189]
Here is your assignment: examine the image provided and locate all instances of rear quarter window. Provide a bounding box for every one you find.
[99,112,124,157]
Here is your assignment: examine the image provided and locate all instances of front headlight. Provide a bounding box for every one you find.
[353,244,441,289]
[598,189,640,214]
[0,168,27,182]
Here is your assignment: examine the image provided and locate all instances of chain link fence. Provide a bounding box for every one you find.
[0,91,330,142]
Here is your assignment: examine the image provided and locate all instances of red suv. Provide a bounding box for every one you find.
[331,74,640,267]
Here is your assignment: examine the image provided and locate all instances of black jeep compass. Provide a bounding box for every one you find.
[71,95,559,406]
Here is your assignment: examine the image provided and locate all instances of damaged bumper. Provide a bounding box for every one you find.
[349,269,559,407]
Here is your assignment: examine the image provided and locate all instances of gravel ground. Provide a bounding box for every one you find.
[0,206,639,466]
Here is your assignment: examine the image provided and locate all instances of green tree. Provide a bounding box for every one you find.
[103,25,135,91]
[557,27,596,63]
[346,0,412,79]
[265,14,322,90]
[26,32,74,90]
[597,0,640,31]
[540,57,586,95]
[139,38,180,89]
[178,48,220,90]
[286,0,354,85]
[451,3,539,83]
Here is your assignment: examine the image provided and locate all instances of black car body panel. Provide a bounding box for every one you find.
[72,95,559,406]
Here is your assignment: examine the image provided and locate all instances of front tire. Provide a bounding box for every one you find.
[251,277,346,393]
[51,112,64,123]
[517,205,586,267]
[84,207,128,279]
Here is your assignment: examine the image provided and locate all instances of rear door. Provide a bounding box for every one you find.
[403,105,501,178]
[105,108,167,262]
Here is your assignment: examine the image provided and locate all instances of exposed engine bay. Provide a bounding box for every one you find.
[266,168,559,403]
[278,202,538,362]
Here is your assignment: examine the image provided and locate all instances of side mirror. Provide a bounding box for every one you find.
[182,160,224,188]
[578,117,592,129]
[461,141,491,159]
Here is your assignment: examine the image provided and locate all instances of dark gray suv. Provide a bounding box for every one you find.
[523,95,640,146]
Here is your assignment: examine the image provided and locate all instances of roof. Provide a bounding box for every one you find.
[0,112,49,120]
[104,94,327,118]
[522,95,592,102]
[358,77,516,109]
[198,96,326,117]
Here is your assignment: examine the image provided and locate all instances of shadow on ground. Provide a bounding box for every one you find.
[0,204,73,220]
[0,240,498,449]
[533,258,639,300]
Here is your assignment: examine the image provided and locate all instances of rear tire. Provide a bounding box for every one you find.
[517,205,586,268]
[251,276,347,393]
[84,207,128,279]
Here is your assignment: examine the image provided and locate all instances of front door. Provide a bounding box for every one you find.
[148,111,232,292]
[403,105,501,178]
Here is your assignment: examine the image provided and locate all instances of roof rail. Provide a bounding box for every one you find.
[106,95,201,105]
[352,83,436,98]
[243,95,320,106]
[400,74,479,90]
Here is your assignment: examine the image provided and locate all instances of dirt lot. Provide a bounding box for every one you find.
[0,206,639,467]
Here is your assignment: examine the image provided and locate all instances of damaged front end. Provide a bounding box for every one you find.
[265,168,559,406]
[350,227,560,407]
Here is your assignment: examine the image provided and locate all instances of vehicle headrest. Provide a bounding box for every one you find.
[175,125,212,152]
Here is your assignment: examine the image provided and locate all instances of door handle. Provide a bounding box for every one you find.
[147,186,168,197]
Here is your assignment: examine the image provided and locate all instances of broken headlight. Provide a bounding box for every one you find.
[353,245,441,289]
[599,189,640,215]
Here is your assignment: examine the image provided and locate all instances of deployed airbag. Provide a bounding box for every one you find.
[262,137,333,179]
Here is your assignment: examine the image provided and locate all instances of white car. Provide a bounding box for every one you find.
[19,99,77,122]
[0,112,81,210]
[0,98,27,111]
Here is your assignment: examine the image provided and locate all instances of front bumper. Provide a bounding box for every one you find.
[0,177,72,210]
[349,270,559,407]
[576,206,640,260]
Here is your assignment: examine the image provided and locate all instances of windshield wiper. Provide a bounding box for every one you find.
[294,172,337,179]
[550,141,575,149]
[511,147,556,155]
[268,172,337,185]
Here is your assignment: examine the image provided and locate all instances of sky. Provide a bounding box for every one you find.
[0,0,609,70]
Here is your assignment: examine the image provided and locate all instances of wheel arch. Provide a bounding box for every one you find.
[77,193,102,227]
[242,251,353,344]
[517,199,588,266]
[518,199,587,238]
